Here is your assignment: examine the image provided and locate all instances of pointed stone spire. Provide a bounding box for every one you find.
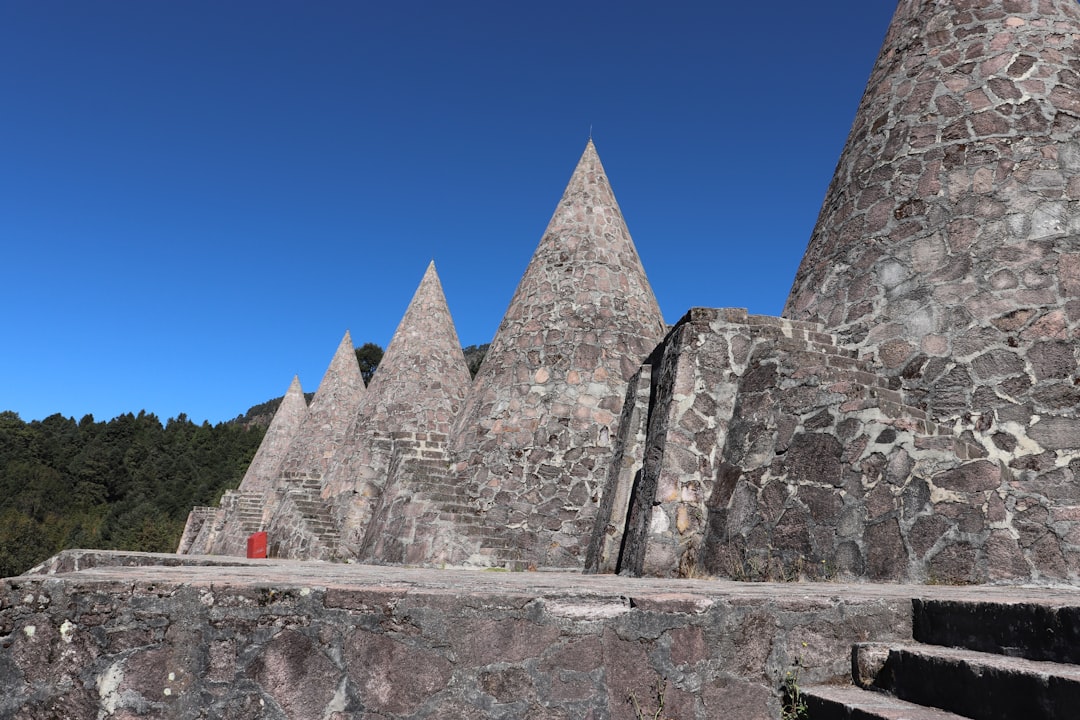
[309,330,367,426]
[325,264,470,494]
[785,0,1080,430]
[277,330,367,478]
[237,375,308,495]
[330,262,474,563]
[363,261,472,435]
[445,140,667,568]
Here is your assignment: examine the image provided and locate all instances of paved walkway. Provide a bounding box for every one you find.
[23,549,1080,607]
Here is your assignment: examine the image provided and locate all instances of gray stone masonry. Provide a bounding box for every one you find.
[700,325,1017,584]
[786,0,1080,454]
[179,376,307,556]
[444,140,667,569]
[6,550,1080,719]
[601,305,1077,583]
[326,262,473,564]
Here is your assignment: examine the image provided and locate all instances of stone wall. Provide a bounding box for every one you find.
[702,332,1016,584]
[0,551,914,720]
[785,0,1080,469]
[440,141,666,570]
[600,307,1080,583]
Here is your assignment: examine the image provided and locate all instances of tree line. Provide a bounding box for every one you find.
[0,342,489,578]
[0,409,267,578]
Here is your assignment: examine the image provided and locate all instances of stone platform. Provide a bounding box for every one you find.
[2,551,1078,719]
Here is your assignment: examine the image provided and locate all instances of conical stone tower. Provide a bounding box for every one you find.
[237,375,308,496]
[334,261,473,563]
[786,0,1080,444]
[178,375,308,556]
[276,330,367,481]
[259,331,366,558]
[445,140,666,569]
[358,262,471,444]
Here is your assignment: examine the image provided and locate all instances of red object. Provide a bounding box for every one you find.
[247,531,268,559]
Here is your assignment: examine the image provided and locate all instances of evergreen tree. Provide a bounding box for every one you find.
[0,410,265,577]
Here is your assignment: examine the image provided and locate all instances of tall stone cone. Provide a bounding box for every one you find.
[785,0,1080,441]
[446,140,666,569]
[276,330,366,479]
[338,261,473,563]
[362,261,471,437]
[236,375,309,495]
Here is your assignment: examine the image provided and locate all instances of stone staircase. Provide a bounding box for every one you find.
[283,477,341,552]
[233,491,265,535]
[803,598,1080,719]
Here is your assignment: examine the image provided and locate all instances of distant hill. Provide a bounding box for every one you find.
[463,344,489,378]
[231,392,315,429]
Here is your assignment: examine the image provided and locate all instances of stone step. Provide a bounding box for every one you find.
[802,684,967,720]
[300,519,336,530]
[856,642,1080,720]
[913,599,1080,664]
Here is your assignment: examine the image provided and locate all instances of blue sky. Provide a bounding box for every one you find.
[2,1,898,424]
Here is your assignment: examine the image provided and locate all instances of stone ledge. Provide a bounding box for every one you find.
[6,552,1080,719]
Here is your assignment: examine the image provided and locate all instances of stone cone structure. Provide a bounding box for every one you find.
[332,261,473,564]
[277,330,367,481]
[786,0,1080,429]
[237,375,309,496]
[773,0,1080,581]
[443,140,667,568]
[176,375,309,555]
[259,332,366,559]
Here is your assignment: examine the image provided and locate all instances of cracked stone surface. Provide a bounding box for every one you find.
[8,549,1078,720]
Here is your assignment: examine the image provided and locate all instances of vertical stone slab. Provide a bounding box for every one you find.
[620,310,755,578]
[584,363,653,574]
[177,507,223,555]
[176,507,218,555]
[444,141,667,568]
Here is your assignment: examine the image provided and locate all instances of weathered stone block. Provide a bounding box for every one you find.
[932,461,1000,493]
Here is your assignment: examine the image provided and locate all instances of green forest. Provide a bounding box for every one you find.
[0,342,489,579]
[0,410,267,578]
